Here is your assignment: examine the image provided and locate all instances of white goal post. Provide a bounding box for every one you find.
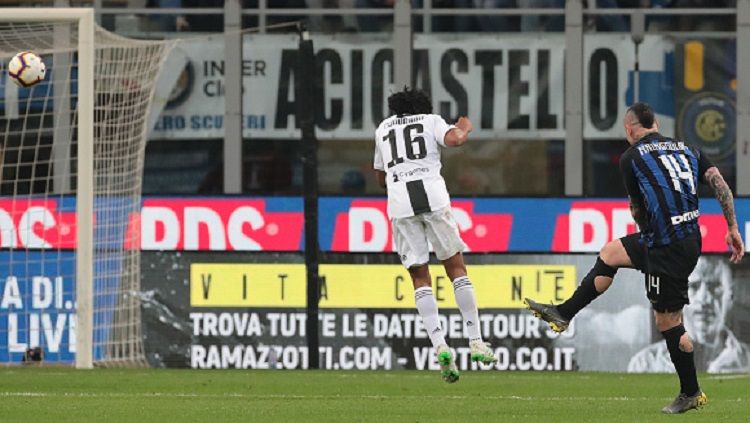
[0,9,174,368]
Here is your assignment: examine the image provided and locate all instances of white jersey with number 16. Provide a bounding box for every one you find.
[373,113,455,219]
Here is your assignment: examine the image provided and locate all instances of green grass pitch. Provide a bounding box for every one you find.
[1,369,748,422]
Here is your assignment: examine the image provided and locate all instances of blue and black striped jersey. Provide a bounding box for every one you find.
[620,133,714,247]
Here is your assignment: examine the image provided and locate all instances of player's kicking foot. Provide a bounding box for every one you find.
[469,340,497,364]
[662,391,707,414]
[436,344,459,383]
[525,298,570,333]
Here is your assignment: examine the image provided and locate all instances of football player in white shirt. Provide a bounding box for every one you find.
[373,87,497,383]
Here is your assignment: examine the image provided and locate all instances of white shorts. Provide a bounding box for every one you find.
[392,207,467,268]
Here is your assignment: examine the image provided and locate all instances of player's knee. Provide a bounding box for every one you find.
[592,256,617,278]
[654,312,681,332]
[599,240,621,267]
[679,332,694,353]
[654,315,668,332]
[408,264,431,288]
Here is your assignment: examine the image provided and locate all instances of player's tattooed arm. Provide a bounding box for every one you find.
[706,166,745,263]
[705,167,737,228]
[629,197,648,230]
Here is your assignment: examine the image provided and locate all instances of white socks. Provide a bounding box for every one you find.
[453,276,482,342]
[415,286,447,348]
[415,276,484,347]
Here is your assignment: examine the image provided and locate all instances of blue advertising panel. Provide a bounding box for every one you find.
[0,251,77,363]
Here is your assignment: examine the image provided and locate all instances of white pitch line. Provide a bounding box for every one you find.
[707,374,750,380]
[0,392,744,402]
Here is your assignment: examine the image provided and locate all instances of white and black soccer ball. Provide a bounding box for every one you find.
[7,51,46,88]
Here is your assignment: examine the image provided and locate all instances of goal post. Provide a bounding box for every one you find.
[77,9,95,371]
[0,9,174,368]
[0,7,95,370]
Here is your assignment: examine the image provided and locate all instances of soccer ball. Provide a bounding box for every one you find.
[7,51,46,88]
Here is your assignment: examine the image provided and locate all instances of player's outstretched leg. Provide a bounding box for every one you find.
[443,254,497,364]
[658,313,706,414]
[524,256,617,333]
[526,240,628,332]
[524,298,571,333]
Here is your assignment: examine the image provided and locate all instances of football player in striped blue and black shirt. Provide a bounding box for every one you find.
[526,102,744,414]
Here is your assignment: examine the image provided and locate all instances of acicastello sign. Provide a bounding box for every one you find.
[152,34,675,140]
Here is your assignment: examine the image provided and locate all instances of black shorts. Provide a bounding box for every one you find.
[620,233,701,313]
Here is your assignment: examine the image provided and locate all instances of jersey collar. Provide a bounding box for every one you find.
[634,131,662,146]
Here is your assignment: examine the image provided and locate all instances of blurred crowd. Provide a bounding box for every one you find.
[133,0,736,33]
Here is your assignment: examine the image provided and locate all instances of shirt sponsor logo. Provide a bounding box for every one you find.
[671,209,700,225]
[397,167,430,180]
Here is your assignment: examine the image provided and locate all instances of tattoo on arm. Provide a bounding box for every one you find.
[630,199,648,230]
[706,167,737,228]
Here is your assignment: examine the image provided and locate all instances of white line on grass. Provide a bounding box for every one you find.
[707,374,750,380]
[0,392,744,402]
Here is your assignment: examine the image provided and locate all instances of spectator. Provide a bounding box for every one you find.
[356,0,397,32]
[668,0,735,32]
[518,0,563,32]
[180,0,223,32]
[306,0,359,33]
[355,0,425,33]
[625,0,735,32]
[239,0,308,30]
[591,0,630,32]
[147,0,190,32]
[454,0,519,32]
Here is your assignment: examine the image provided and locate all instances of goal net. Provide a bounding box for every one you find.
[0,10,174,367]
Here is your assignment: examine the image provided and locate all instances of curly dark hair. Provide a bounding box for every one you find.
[387,87,432,116]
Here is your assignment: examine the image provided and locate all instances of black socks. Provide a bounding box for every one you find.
[662,324,700,396]
[557,257,616,320]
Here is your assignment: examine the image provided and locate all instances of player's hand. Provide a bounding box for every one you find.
[455,117,473,134]
[726,227,744,264]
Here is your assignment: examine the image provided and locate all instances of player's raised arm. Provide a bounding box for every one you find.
[443,117,473,147]
[705,166,744,263]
